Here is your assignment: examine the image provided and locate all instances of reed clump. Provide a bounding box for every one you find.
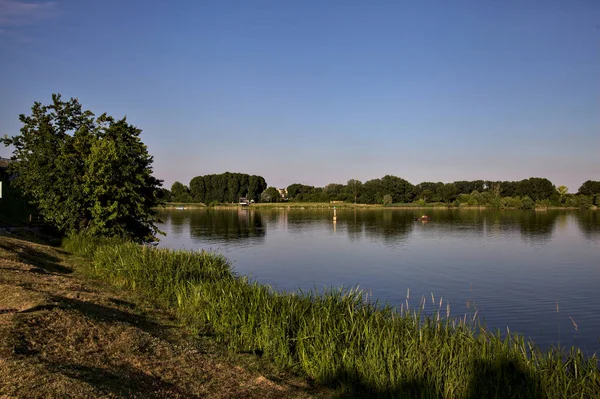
[63,234,600,397]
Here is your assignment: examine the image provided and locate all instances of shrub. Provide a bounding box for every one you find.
[382,194,393,206]
[502,196,523,209]
[467,197,479,207]
[577,195,593,209]
[522,196,535,210]
[536,199,551,209]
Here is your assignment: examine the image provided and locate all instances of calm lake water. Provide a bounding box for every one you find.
[157,208,600,354]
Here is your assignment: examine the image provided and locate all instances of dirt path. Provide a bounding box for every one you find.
[0,234,323,398]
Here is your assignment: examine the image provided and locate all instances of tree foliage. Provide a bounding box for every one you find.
[286,183,324,202]
[261,186,282,203]
[438,183,458,203]
[516,177,555,201]
[578,181,600,196]
[346,179,362,203]
[189,172,266,203]
[412,182,444,202]
[578,180,600,206]
[454,180,485,195]
[171,181,192,202]
[1,94,162,242]
[382,194,393,206]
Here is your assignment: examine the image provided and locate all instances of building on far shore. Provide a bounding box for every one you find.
[277,188,287,199]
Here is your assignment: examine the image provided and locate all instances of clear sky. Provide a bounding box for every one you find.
[1,0,598,192]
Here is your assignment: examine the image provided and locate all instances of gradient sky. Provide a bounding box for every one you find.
[1,0,598,192]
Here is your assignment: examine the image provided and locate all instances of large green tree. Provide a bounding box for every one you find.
[261,186,281,203]
[247,175,267,202]
[287,183,320,202]
[1,94,163,242]
[171,181,192,202]
[578,180,600,196]
[346,179,362,203]
[438,183,458,203]
[381,175,414,203]
[578,180,600,206]
[516,177,555,201]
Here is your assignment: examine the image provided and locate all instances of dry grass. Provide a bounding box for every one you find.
[0,233,326,398]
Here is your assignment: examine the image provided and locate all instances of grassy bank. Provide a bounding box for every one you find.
[63,235,600,398]
[0,233,322,398]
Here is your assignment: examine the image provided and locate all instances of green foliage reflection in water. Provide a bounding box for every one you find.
[63,234,600,397]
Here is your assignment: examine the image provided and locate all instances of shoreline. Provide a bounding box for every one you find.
[161,202,588,211]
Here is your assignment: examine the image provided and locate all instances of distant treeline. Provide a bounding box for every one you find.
[284,177,600,209]
[166,173,600,209]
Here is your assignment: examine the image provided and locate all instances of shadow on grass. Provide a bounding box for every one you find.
[467,358,546,399]
[327,357,546,399]
[44,361,201,399]
[46,295,164,332]
[330,372,438,399]
[0,241,72,274]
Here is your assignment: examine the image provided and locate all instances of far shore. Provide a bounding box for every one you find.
[160,202,588,211]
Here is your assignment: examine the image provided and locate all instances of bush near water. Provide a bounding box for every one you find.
[64,234,600,397]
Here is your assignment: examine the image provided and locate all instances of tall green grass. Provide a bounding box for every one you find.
[63,234,600,397]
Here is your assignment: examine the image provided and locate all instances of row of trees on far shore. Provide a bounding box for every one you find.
[170,173,267,204]
[168,174,600,209]
[280,177,599,209]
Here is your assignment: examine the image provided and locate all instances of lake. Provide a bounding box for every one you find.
[156,208,600,354]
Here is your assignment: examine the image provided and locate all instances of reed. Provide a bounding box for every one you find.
[63,234,600,397]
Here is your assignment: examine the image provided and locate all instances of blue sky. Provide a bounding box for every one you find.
[1,0,598,192]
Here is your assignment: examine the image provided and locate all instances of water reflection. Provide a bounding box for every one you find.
[163,209,266,245]
[160,208,574,245]
[452,210,558,244]
[576,211,600,240]
[334,210,415,243]
[516,211,559,242]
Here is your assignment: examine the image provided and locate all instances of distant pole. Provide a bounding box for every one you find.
[0,181,2,198]
[333,207,337,233]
